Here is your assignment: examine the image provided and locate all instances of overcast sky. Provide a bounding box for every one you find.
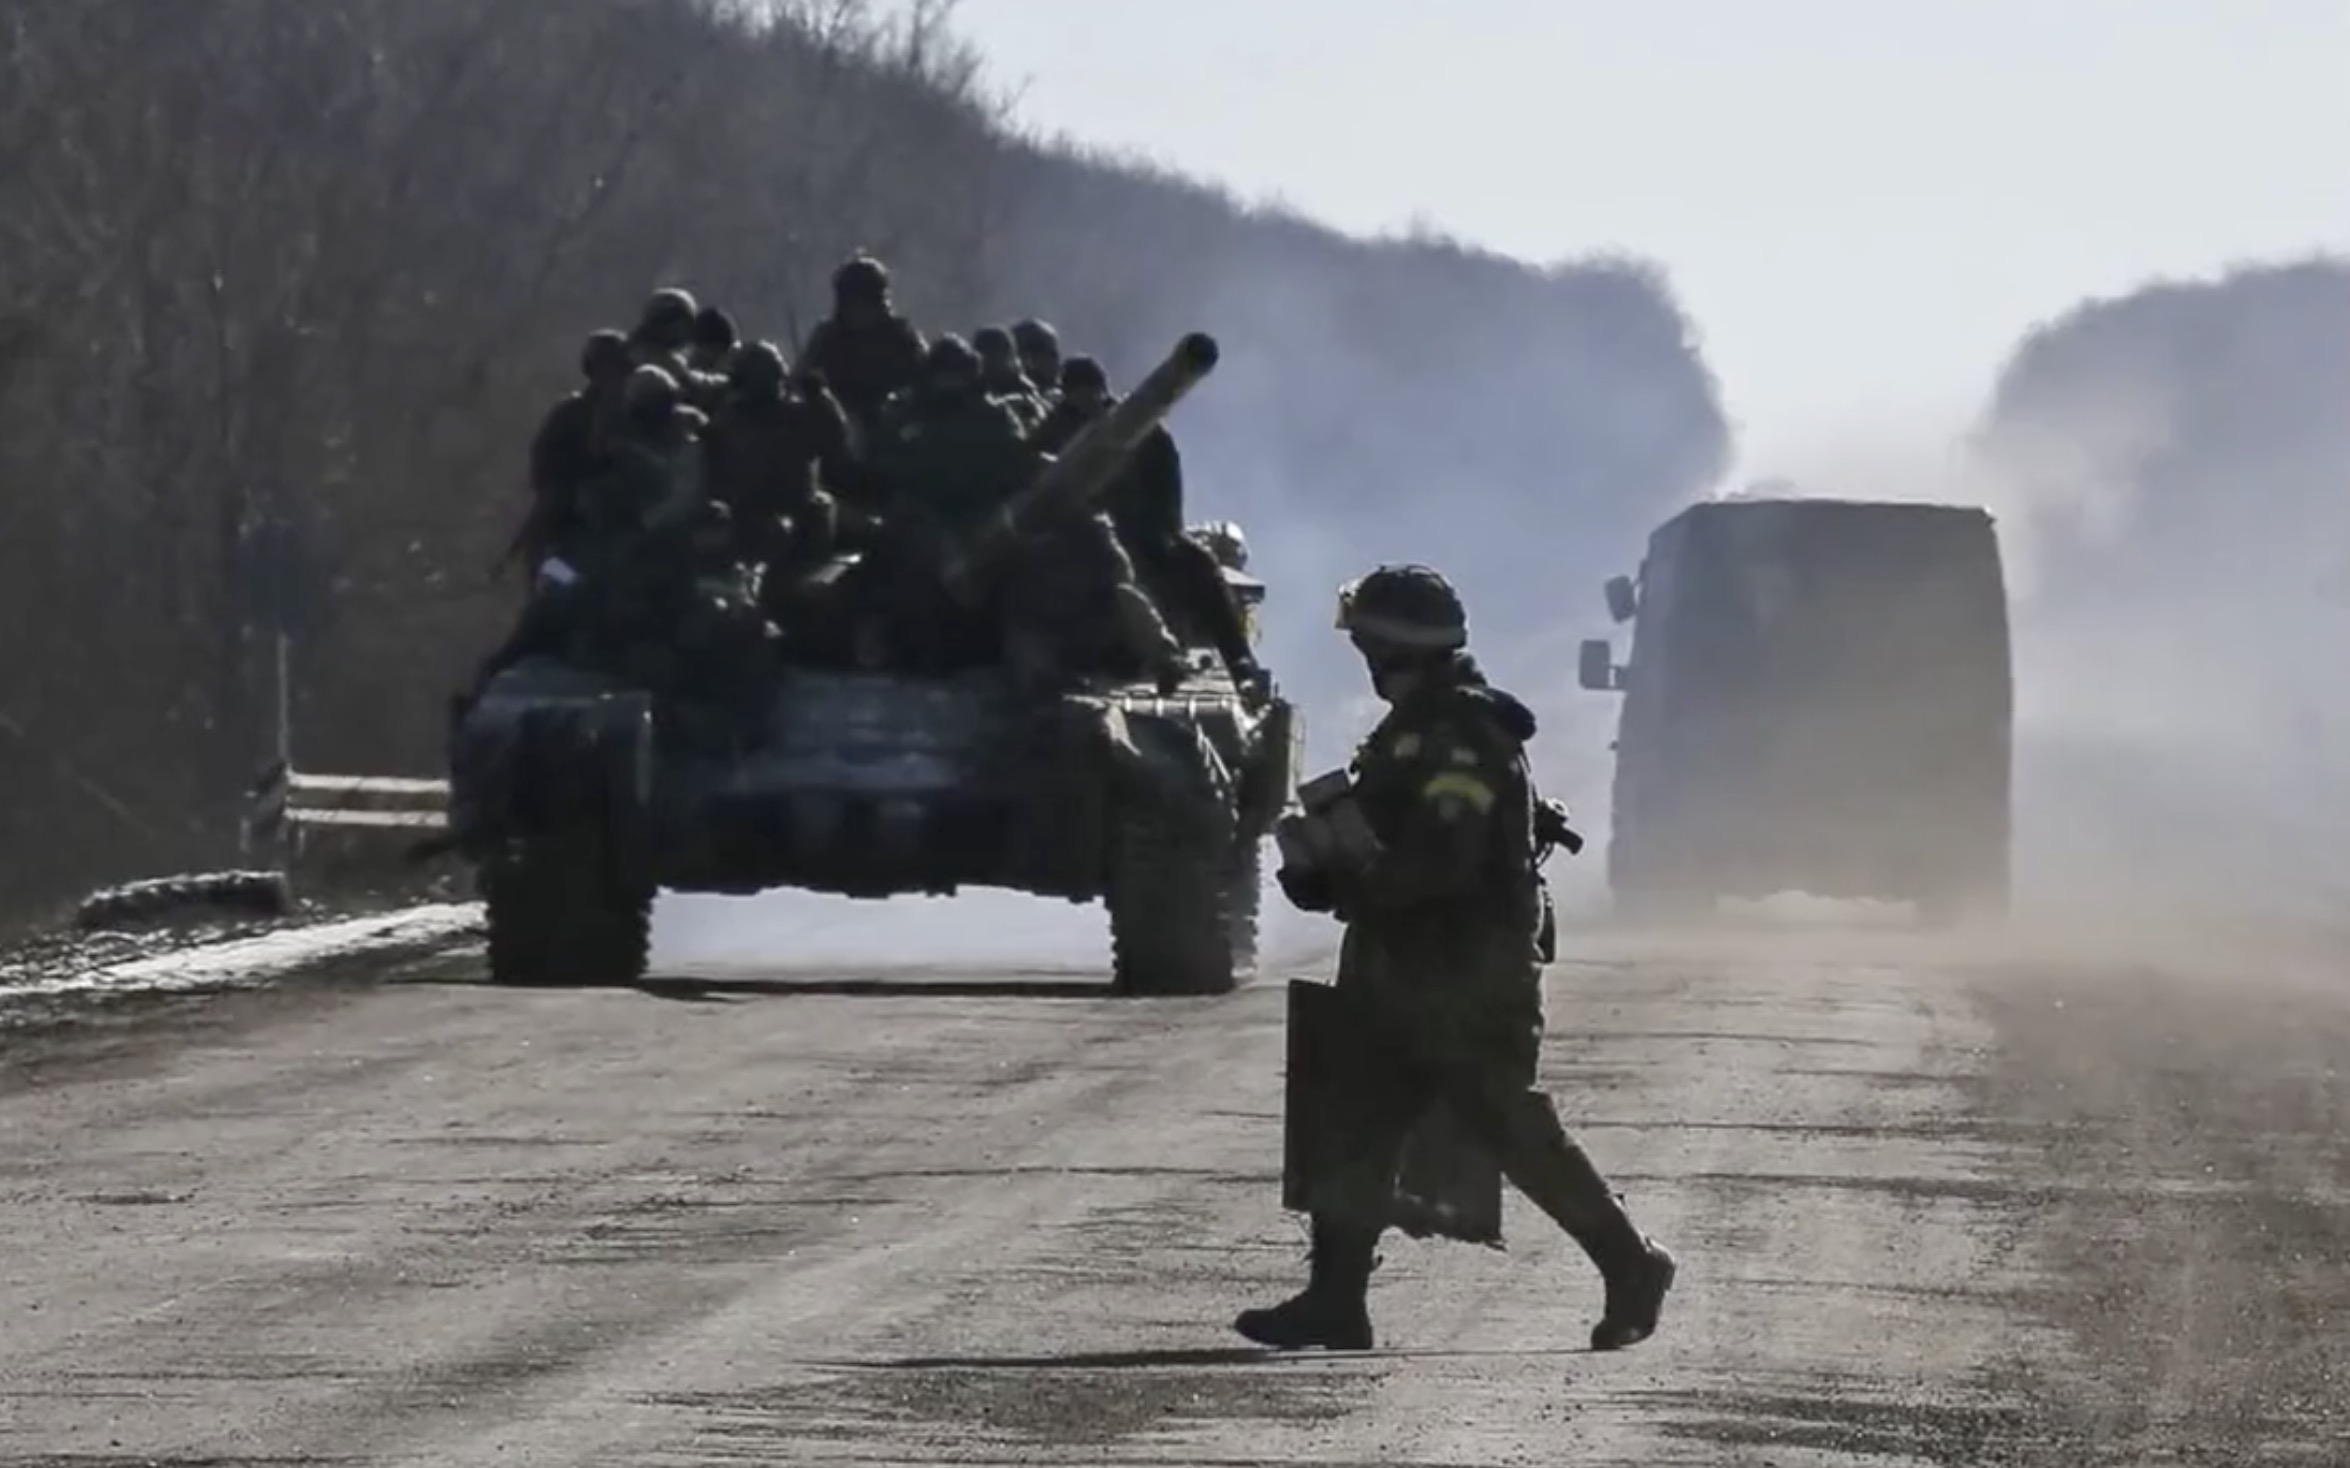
[951,0,2350,475]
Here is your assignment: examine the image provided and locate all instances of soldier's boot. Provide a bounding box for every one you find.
[1503,1115,1677,1352]
[1580,1196,1676,1352]
[1232,1216,1379,1351]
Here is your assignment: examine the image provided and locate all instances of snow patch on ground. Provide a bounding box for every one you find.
[653,879,1333,975]
[1,904,482,1005]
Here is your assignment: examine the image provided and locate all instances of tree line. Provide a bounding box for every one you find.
[0,0,1730,921]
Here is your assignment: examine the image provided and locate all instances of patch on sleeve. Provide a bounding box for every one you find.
[1419,770,1497,813]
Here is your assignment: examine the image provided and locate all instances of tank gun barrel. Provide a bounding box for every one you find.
[945,332,1219,593]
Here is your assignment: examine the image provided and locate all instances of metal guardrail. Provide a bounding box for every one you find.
[244,760,450,851]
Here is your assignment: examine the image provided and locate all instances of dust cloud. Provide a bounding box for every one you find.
[1742,258,2350,950]
[1982,259,2350,938]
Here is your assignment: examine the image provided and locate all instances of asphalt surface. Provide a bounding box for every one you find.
[1,912,2346,1465]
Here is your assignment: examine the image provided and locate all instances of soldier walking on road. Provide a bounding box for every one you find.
[1239,564,1676,1354]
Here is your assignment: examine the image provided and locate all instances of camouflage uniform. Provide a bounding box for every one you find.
[627,288,729,412]
[590,369,772,710]
[798,255,928,441]
[973,325,1049,431]
[579,366,709,548]
[874,336,1038,538]
[854,336,1038,668]
[1042,357,1259,684]
[471,365,709,691]
[687,305,741,379]
[704,341,853,576]
[1238,565,1676,1355]
[1011,318,1063,410]
[511,329,634,572]
[999,502,1186,691]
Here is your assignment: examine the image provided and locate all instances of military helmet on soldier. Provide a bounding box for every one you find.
[728,340,788,396]
[637,288,698,339]
[580,329,632,383]
[691,305,739,354]
[925,332,980,379]
[623,363,682,418]
[971,325,1017,363]
[1011,318,1059,356]
[1013,318,1063,383]
[832,254,890,303]
[1059,355,1109,393]
[1335,563,1468,653]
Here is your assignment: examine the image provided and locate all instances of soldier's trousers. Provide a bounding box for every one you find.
[1314,1005,1633,1251]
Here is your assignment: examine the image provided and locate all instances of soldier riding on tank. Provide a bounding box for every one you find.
[1041,356,1261,688]
[687,305,742,379]
[973,325,1049,431]
[625,287,729,412]
[506,329,635,579]
[853,335,1035,671]
[799,254,928,445]
[705,340,852,585]
[468,364,711,698]
[1012,318,1063,409]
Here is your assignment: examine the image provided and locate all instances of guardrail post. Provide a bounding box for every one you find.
[243,757,293,871]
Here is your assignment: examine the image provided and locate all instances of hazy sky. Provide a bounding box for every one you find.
[952,0,2350,475]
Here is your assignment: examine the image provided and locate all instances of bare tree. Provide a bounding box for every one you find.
[0,0,1726,923]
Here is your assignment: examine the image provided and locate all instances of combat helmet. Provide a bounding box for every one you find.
[970,325,1017,363]
[635,288,699,345]
[579,329,632,382]
[924,332,981,380]
[728,340,788,396]
[1011,318,1060,356]
[691,305,739,354]
[832,253,890,303]
[623,363,682,418]
[1335,563,1468,652]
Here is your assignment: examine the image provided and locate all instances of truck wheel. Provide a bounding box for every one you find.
[1106,809,1244,997]
[484,838,651,987]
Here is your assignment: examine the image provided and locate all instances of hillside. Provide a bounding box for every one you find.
[0,0,1728,916]
[1972,257,2350,913]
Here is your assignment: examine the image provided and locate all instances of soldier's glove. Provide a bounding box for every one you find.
[1276,863,1338,914]
[1535,797,1585,857]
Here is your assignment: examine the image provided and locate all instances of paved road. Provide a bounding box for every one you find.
[1,916,2345,1465]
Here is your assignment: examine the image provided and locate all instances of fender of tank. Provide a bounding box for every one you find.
[450,331,1296,996]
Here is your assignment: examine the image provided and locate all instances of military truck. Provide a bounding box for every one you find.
[1577,494,2012,922]
[448,332,1299,995]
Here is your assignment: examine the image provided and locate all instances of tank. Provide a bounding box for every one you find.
[447,331,1300,994]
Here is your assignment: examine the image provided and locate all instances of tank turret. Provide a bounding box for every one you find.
[944,332,1219,594]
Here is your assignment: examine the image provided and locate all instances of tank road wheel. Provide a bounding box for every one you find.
[483,837,652,987]
[1106,810,1252,997]
[1224,833,1264,978]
